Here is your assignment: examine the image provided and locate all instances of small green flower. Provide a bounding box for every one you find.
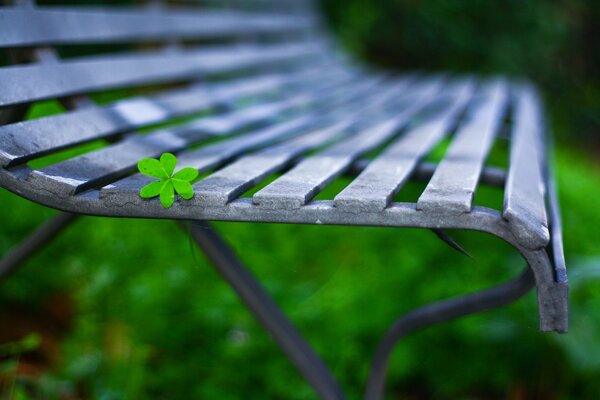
[138,153,199,209]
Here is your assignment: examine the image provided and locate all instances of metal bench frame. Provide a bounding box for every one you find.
[0,1,567,399]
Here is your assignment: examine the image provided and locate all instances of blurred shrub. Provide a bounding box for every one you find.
[1,147,600,398]
[320,0,600,143]
[1,1,600,398]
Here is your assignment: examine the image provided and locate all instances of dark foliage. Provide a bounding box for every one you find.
[321,0,600,144]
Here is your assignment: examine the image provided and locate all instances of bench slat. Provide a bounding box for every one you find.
[416,80,508,213]
[192,78,395,207]
[0,41,323,107]
[333,79,476,212]
[253,77,447,210]
[100,116,317,201]
[27,96,311,195]
[0,65,339,168]
[503,84,550,248]
[25,71,365,195]
[194,122,352,207]
[0,7,315,47]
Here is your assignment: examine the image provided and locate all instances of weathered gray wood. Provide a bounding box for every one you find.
[503,84,550,249]
[253,77,447,210]
[0,0,568,340]
[333,79,476,212]
[0,41,324,107]
[193,122,350,207]
[0,65,337,168]
[101,115,317,202]
[98,62,376,200]
[27,96,312,195]
[193,77,398,207]
[102,76,412,204]
[416,80,508,213]
[0,7,316,47]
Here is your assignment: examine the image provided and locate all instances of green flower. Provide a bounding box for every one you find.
[137,153,199,209]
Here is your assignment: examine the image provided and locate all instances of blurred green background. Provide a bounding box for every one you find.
[1,0,600,399]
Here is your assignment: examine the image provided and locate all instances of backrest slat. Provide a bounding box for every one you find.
[0,7,317,47]
[0,42,325,107]
[0,62,341,167]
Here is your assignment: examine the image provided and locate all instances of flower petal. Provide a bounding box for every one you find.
[159,181,175,208]
[160,153,177,176]
[138,158,168,178]
[140,180,165,198]
[172,167,199,182]
[173,179,194,200]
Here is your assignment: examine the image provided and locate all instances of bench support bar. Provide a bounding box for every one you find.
[364,266,534,400]
[0,212,78,279]
[187,221,536,400]
[0,216,539,400]
[188,220,346,400]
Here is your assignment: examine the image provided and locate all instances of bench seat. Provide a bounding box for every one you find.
[0,2,568,398]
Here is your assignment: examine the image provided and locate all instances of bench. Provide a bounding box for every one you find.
[0,1,568,399]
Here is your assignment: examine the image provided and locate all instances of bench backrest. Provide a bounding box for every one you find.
[0,0,326,109]
[0,0,339,179]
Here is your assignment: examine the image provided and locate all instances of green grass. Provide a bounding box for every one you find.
[3,0,599,395]
[1,144,600,399]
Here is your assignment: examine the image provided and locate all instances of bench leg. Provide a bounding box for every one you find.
[364,267,535,400]
[0,212,78,279]
[188,221,346,400]
[1,214,539,398]
[188,221,536,399]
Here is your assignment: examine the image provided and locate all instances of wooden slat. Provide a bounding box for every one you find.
[503,84,550,248]
[0,7,316,47]
[101,71,388,200]
[0,41,324,107]
[193,122,352,207]
[192,78,398,207]
[25,71,367,195]
[333,79,476,212]
[253,77,446,210]
[416,80,508,213]
[0,65,340,168]
[27,96,312,195]
[101,116,317,199]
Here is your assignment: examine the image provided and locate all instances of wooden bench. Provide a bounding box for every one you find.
[0,1,567,399]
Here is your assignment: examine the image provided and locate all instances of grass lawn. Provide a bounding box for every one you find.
[1,143,600,399]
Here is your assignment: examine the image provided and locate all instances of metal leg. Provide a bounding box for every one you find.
[0,212,79,279]
[364,267,535,400]
[0,213,539,397]
[188,221,537,399]
[188,221,346,400]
